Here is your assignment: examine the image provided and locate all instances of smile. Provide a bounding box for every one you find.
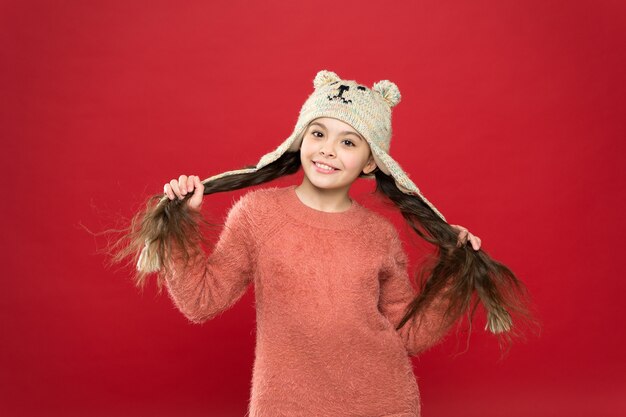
[313,161,338,173]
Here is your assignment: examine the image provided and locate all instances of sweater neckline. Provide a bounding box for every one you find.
[278,185,365,230]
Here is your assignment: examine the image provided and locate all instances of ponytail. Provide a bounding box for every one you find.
[374,169,539,354]
[103,151,301,292]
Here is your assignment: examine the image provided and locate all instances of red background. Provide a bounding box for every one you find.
[2,1,625,416]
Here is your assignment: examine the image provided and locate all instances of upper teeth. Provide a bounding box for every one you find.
[315,162,335,170]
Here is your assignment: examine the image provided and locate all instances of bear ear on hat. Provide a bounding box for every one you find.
[372,79,401,107]
[314,70,341,89]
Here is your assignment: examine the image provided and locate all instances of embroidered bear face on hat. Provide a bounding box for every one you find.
[198,70,447,222]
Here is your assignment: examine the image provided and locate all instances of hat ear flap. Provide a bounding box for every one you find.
[314,70,341,89]
[372,80,401,107]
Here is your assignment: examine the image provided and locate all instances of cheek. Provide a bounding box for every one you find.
[299,141,316,159]
[340,152,369,170]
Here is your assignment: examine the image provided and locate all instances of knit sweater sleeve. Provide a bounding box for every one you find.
[162,193,257,324]
[378,225,455,356]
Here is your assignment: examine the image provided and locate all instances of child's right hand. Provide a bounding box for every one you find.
[164,175,204,211]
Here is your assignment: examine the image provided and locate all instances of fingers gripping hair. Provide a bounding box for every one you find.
[373,169,539,356]
[104,152,302,292]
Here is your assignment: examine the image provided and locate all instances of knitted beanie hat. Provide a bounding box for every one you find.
[138,70,449,272]
[194,69,447,222]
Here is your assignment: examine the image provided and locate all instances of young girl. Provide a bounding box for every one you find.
[111,70,533,417]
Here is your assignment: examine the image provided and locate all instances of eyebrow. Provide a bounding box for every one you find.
[308,121,363,141]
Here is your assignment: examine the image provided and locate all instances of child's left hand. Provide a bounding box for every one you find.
[451,224,482,251]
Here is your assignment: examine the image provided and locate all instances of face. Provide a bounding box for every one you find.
[299,117,377,193]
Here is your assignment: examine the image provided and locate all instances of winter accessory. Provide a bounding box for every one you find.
[137,70,448,272]
[202,70,446,220]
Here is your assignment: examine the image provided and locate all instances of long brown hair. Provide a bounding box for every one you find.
[374,168,538,353]
[102,149,537,353]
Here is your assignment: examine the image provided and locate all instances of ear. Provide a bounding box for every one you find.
[372,79,401,107]
[314,70,341,89]
[362,155,377,175]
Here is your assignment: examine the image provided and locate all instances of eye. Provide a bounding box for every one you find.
[342,139,356,147]
[310,130,323,138]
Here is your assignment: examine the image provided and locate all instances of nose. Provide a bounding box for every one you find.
[319,138,336,157]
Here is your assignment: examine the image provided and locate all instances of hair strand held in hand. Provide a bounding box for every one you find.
[374,169,539,356]
[103,152,301,292]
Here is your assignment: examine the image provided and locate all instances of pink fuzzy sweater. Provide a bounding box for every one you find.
[163,185,454,417]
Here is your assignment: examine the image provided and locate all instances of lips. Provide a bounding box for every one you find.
[313,160,339,170]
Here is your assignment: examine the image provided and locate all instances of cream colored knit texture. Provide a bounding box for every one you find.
[171,70,447,223]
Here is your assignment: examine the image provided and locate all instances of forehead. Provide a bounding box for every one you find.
[309,117,359,133]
